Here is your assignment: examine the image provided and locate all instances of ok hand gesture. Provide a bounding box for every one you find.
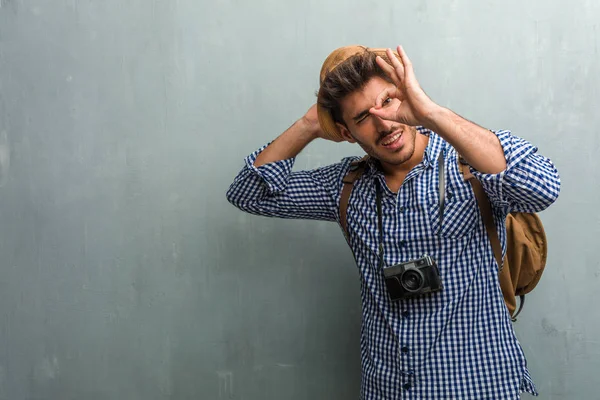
[369,46,440,128]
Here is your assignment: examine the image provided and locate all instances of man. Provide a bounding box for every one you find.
[226,44,560,399]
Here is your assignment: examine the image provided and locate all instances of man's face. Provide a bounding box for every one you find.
[337,76,418,168]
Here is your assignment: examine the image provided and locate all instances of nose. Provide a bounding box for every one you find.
[372,113,395,134]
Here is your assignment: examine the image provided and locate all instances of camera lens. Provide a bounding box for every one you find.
[401,269,425,292]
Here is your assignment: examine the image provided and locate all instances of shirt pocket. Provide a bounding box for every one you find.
[427,189,478,239]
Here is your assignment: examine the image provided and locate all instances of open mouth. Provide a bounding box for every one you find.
[380,130,403,148]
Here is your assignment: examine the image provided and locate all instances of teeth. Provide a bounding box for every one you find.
[382,132,401,146]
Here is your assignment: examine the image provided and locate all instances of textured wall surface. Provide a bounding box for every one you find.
[0,0,597,398]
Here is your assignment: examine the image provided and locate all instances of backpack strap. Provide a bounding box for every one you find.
[340,156,369,241]
[513,295,525,321]
[458,156,526,321]
[457,157,503,270]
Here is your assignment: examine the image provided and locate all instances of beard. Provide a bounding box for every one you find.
[356,126,418,167]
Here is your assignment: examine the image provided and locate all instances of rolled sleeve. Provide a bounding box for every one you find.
[243,143,296,194]
[469,130,561,213]
[226,143,355,222]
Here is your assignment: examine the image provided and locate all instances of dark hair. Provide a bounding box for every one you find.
[317,50,393,127]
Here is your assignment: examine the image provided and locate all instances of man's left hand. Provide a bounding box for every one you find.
[369,46,441,128]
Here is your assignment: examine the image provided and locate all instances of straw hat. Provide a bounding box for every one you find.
[316,45,400,142]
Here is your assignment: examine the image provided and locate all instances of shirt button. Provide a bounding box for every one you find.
[401,346,409,354]
[399,206,407,213]
[403,383,411,390]
[399,240,407,247]
[402,311,409,318]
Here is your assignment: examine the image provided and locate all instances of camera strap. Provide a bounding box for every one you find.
[375,180,385,270]
[374,150,446,269]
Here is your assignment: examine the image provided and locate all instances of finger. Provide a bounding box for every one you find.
[369,105,398,121]
[396,45,416,84]
[375,88,405,109]
[386,48,405,83]
[373,88,393,108]
[396,46,411,67]
[375,55,401,88]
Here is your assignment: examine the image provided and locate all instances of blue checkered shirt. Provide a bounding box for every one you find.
[226,128,561,399]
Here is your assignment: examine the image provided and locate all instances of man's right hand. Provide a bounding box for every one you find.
[253,104,328,168]
[299,104,330,141]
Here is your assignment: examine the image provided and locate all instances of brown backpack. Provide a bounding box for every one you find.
[339,156,548,321]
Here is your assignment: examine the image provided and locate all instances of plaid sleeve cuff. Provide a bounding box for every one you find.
[469,130,537,205]
[244,143,296,194]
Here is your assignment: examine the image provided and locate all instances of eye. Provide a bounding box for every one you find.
[382,97,392,106]
[355,112,370,124]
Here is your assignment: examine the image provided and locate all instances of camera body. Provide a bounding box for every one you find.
[383,255,442,301]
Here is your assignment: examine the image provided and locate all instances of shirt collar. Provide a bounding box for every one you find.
[420,127,445,169]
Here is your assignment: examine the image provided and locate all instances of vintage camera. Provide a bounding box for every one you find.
[383,255,442,301]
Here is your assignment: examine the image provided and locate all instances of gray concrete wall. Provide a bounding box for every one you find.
[0,0,597,398]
